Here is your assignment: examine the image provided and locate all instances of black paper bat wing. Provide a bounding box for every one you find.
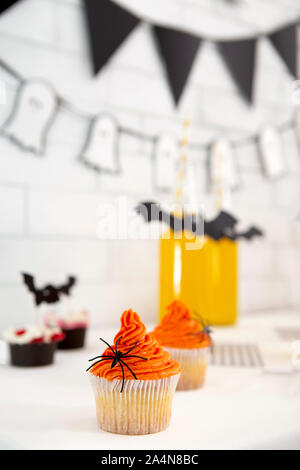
[57,275,77,296]
[22,272,60,306]
[135,201,203,236]
[136,201,178,229]
[204,211,238,241]
[136,202,263,242]
[135,201,174,226]
[235,226,264,240]
[22,272,44,306]
[135,201,157,223]
[22,273,36,294]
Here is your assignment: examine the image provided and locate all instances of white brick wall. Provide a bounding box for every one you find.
[0,0,300,329]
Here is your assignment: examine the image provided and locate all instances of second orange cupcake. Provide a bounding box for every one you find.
[152,300,212,391]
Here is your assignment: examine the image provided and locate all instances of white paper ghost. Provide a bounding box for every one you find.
[258,127,285,179]
[79,115,120,173]
[210,138,240,190]
[183,161,199,211]
[154,134,178,192]
[2,79,57,155]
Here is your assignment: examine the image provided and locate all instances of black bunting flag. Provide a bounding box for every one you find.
[84,0,140,74]
[269,24,297,77]
[0,0,19,15]
[152,26,201,104]
[218,39,257,102]
[82,0,299,106]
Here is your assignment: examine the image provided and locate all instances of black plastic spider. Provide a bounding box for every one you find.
[192,311,213,336]
[189,312,213,351]
[86,336,148,392]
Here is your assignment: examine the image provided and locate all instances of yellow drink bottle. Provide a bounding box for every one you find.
[159,229,238,325]
[158,117,238,325]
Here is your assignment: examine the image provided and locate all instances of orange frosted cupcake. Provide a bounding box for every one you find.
[152,300,212,391]
[87,309,181,435]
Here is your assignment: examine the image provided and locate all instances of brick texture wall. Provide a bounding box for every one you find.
[0,0,300,329]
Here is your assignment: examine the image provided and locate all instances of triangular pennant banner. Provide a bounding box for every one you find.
[218,39,256,102]
[84,0,140,74]
[269,24,297,77]
[153,26,201,104]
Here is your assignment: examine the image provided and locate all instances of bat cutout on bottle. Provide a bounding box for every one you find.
[22,273,77,306]
[224,226,263,241]
[135,201,263,241]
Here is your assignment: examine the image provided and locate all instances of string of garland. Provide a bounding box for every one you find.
[0,56,298,190]
[83,0,300,104]
[2,0,299,104]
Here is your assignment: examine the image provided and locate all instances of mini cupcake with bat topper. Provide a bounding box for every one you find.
[44,275,89,350]
[2,273,66,367]
[152,300,213,391]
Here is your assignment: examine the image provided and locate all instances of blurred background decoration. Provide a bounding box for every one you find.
[0,0,300,330]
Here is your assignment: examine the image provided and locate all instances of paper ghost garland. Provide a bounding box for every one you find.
[79,115,120,174]
[0,53,293,189]
[258,127,285,179]
[2,79,58,155]
[153,135,178,192]
[209,138,240,191]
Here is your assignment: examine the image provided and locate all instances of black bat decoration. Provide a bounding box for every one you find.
[22,273,59,306]
[204,211,238,241]
[135,201,203,236]
[57,275,77,295]
[224,226,264,241]
[135,201,238,241]
[135,201,263,241]
[22,273,77,306]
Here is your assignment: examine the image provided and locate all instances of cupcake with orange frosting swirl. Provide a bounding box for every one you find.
[152,300,212,391]
[87,309,181,435]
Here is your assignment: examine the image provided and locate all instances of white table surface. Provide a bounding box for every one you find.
[1,311,300,450]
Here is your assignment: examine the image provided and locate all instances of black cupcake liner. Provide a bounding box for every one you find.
[58,327,87,350]
[9,342,57,367]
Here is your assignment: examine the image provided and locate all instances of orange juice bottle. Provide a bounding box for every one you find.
[200,236,238,325]
[159,228,238,325]
[159,118,238,325]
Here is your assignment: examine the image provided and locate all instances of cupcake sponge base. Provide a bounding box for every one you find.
[166,347,210,391]
[90,374,180,435]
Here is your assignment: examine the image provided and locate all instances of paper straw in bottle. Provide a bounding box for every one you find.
[172,117,191,296]
[213,142,232,211]
[173,117,191,213]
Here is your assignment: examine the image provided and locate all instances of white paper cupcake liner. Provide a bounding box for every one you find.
[165,346,211,390]
[90,373,180,435]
